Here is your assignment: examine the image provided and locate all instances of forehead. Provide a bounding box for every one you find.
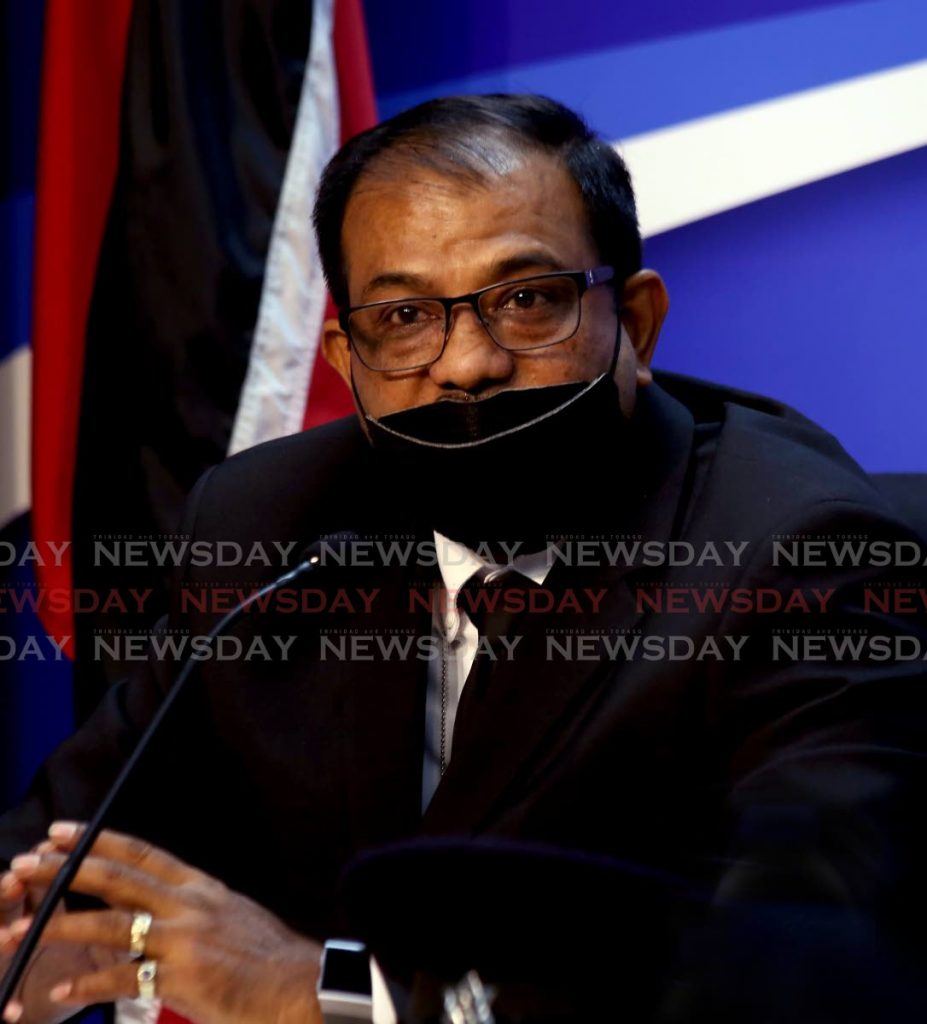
[340,150,598,301]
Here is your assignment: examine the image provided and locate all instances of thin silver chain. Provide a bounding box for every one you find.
[439,641,448,776]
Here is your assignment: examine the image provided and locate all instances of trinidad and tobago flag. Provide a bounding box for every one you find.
[2,1,374,1020]
[29,0,373,716]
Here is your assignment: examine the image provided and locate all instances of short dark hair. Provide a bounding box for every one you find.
[313,94,641,309]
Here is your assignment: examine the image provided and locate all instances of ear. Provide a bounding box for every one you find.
[620,270,669,387]
[322,318,353,388]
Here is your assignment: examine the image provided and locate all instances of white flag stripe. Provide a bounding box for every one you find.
[623,59,927,239]
[0,346,31,530]
[227,0,339,455]
[115,996,162,1024]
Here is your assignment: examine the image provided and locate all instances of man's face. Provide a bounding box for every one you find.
[323,148,665,419]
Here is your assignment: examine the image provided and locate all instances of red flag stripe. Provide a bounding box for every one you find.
[31,0,135,655]
[302,0,377,430]
[333,0,378,142]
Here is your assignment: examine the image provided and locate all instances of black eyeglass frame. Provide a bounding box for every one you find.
[338,265,616,372]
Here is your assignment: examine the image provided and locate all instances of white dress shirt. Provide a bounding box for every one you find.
[421,531,554,810]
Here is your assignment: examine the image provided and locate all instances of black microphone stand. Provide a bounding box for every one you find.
[0,533,353,1015]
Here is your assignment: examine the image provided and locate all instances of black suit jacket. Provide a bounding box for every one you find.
[2,373,925,1010]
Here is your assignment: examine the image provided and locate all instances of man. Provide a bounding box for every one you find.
[1,95,925,1022]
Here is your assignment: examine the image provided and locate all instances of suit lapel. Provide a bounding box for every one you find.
[421,383,696,835]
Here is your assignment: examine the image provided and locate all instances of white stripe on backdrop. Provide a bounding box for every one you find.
[623,59,927,239]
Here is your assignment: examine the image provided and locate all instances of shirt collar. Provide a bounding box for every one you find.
[434,531,554,642]
[433,532,554,591]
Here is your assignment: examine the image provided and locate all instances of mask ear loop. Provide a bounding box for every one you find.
[607,306,623,380]
[349,360,373,424]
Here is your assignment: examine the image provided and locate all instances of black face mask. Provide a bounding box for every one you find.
[361,372,629,553]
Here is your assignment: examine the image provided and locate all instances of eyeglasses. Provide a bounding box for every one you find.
[338,266,616,372]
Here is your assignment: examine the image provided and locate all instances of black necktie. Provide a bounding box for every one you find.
[457,564,534,652]
[448,566,539,764]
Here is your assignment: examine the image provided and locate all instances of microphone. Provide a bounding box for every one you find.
[0,530,357,1015]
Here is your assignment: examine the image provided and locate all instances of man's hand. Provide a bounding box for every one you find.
[1,838,115,1024]
[1,825,323,1024]
[1,843,47,936]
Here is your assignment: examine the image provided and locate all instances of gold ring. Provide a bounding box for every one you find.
[137,959,158,1000]
[129,911,153,960]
